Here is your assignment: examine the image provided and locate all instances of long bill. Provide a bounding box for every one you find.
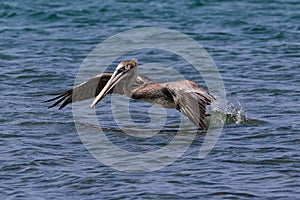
[90,70,125,108]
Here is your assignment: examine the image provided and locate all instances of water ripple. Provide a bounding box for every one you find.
[1,0,300,199]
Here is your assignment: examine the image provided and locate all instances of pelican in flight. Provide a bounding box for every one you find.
[45,59,214,130]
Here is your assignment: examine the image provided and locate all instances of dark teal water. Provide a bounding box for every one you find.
[1,0,300,199]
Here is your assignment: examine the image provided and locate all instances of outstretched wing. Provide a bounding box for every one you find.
[44,73,118,109]
[44,73,151,109]
[166,80,214,130]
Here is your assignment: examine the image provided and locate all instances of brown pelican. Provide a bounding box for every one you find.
[45,59,214,130]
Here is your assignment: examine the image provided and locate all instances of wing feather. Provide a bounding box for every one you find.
[45,73,114,109]
[45,73,151,109]
[166,80,214,130]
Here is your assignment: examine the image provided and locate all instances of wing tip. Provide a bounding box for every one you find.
[44,91,72,110]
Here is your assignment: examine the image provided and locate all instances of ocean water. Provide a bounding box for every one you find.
[1,0,300,199]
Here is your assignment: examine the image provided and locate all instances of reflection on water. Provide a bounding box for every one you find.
[76,96,263,134]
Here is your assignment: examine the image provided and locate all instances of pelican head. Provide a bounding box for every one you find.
[90,59,138,108]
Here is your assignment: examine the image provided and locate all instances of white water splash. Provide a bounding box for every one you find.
[210,98,246,125]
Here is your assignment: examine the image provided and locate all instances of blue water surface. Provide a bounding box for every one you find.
[1,0,300,199]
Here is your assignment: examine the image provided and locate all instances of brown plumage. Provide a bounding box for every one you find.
[45,59,214,130]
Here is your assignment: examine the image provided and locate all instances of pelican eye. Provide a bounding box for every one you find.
[128,64,134,69]
[117,67,125,73]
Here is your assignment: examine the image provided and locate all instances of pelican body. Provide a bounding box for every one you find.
[45,59,214,130]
